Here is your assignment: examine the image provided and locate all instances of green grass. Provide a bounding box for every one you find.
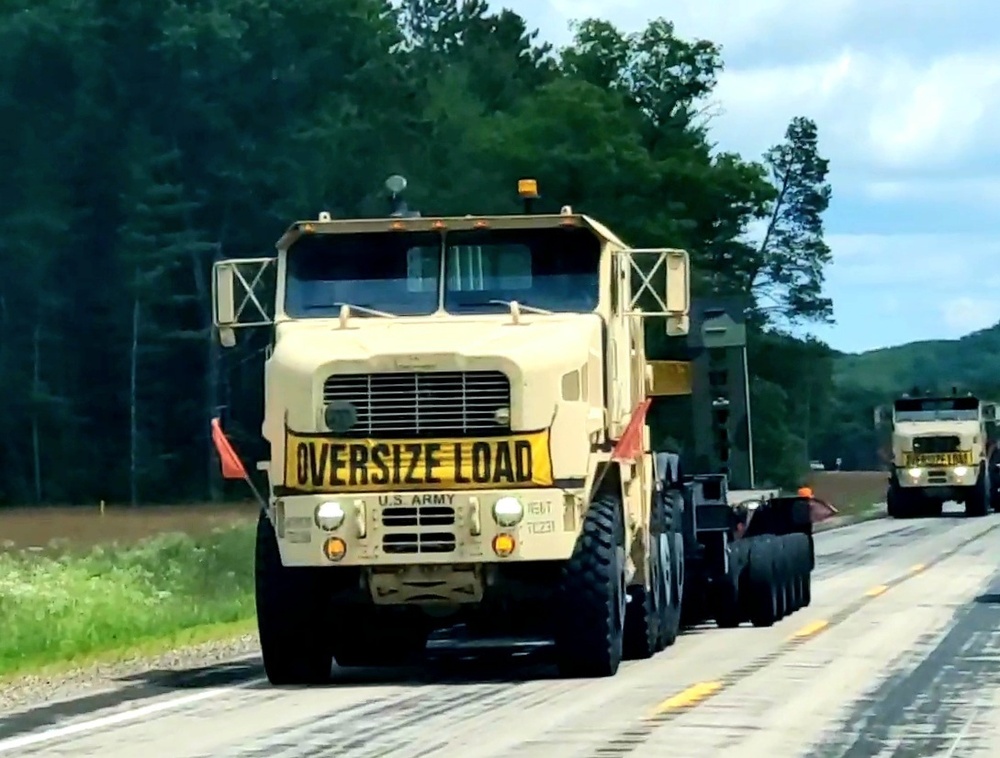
[0,523,257,677]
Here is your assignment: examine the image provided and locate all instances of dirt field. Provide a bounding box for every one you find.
[805,470,887,511]
[0,471,888,553]
[0,503,256,553]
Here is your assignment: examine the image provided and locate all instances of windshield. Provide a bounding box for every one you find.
[283,226,601,318]
[894,397,980,422]
[284,231,440,317]
[443,227,600,313]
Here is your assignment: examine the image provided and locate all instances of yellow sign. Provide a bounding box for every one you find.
[903,451,974,467]
[648,361,692,396]
[283,429,554,493]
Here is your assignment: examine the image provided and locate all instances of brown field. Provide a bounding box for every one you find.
[0,471,888,553]
[805,470,887,512]
[0,502,256,553]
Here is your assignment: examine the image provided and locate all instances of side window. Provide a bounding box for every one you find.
[406,247,438,292]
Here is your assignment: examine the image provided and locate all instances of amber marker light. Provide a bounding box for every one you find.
[492,533,516,557]
[323,536,347,562]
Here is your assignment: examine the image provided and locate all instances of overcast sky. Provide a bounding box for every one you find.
[500,0,1000,354]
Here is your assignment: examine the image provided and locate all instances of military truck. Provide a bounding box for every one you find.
[882,391,999,518]
[211,177,816,685]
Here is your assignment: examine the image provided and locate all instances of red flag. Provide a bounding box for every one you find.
[211,417,249,480]
[611,398,652,463]
[807,497,839,523]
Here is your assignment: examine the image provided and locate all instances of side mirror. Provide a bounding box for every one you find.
[664,249,690,315]
[210,257,277,348]
[214,262,237,326]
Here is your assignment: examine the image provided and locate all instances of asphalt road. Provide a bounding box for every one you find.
[5,506,1000,757]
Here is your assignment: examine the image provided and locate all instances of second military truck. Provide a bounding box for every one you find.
[885,392,999,518]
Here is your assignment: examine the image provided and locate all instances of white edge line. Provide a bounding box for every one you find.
[0,677,267,754]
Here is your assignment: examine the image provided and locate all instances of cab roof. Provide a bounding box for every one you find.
[274,212,629,251]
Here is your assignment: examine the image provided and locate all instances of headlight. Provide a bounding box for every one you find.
[907,467,922,479]
[493,406,511,426]
[314,501,346,531]
[492,496,524,527]
[953,465,969,477]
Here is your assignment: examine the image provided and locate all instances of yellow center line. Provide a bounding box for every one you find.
[865,584,889,597]
[789,619,829,640]
[649,681,723,716]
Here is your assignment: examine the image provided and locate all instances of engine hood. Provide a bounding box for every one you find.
[264,314,605,439]
[893,420,980,438]
[273,314,600,372]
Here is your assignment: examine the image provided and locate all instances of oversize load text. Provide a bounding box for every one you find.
[283,431,554,492]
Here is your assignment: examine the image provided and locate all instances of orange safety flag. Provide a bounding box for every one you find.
[211,417,249,480]
[806,497,838,523]
[610,398,652,463]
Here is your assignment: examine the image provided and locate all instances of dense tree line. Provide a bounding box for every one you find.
[0,0,848,505]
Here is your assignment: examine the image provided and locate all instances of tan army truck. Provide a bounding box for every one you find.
[211,177,692,684]
[885,392,998,518]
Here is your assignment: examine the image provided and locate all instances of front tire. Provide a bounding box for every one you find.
[255,511,333,685]
[966,467,990,517]
[554,493,627,678]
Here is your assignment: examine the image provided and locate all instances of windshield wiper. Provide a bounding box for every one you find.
[331,302,396,318]
[480,299,554,315]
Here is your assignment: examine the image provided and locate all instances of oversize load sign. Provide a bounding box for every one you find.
[284,429,554,492]
[902,451,974,467]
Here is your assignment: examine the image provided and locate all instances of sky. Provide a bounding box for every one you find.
[500,0,1000,355]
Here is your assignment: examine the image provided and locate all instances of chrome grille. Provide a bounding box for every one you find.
[381,504,457,555]
[322,371,510,438]
[913,436,960,454]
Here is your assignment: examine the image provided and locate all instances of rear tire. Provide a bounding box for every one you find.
[713,540,745,629]
[747,538,779,628]
[255,511,332,685]
[554,493,627,678]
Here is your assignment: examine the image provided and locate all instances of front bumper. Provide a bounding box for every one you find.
[272,488,585,567]
[895,464,978,489]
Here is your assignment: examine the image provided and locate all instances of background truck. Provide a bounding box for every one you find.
[211,176,818,685]
[877,391,999,518]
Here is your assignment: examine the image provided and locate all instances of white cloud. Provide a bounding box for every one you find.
[501,0,1000,349]
[941,296,1000,333]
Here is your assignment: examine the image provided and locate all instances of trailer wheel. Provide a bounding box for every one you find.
[657,491,683,650]
[255,511,332,685]
[747,538,779,628]
[773,539,792,619]
[554,493,627,678]
[787,533,811,610]
[714,540,746,629]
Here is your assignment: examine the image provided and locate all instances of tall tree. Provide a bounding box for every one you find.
[755,116,833,324]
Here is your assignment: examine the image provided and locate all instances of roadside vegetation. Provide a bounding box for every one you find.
[0,524,255,677]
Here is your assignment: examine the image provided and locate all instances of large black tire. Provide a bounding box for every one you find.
[713,539,746,629]
[787,533,812,610]
[747,538,779,628]
[772,539,790,619]
[255,511,333,685]
[886,483,910,519]
[967,468,990,517]
[554,493,627,678]
[660,495,684,648]
[624,489,672,660]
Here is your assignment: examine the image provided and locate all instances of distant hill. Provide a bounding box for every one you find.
[833,322,1000,394]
